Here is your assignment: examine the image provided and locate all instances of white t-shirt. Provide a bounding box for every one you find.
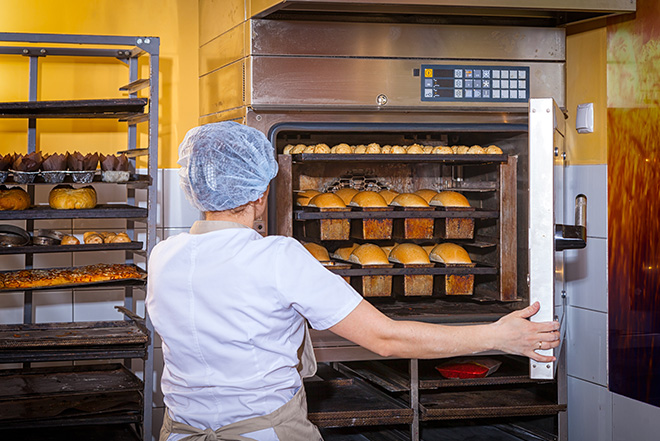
[146,221,362,440]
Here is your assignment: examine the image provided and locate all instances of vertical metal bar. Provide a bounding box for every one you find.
[27,56,39,153]
[410,358,419,441]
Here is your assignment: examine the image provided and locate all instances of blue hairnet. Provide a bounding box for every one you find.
[178,121,278,212]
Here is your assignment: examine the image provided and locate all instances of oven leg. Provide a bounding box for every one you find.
[410,358,419,441]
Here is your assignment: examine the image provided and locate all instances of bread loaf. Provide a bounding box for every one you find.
[0,186,30,210]
[389,243,431,264]
[332,143,353,154]
[314,144,331,153]
[378,189,399,205]
[349,191,388,208]
[414,189,438,204]
[333,188,359,205]
[49,185,97,209]
[429,191,470,208]
[308,192,347,208]
[467,145,485,154]
[390,193,429,207]
[429,243,472,264]
[296,189,321,206]
[349,243,389,265]
[61,235,80,245]
[303,242,331,262]
[486,145,503,154]
[84,233,104,244]
[332,244,358,261]
[406,144,424,154]
[110,233,131,243]
[432,146,454,154]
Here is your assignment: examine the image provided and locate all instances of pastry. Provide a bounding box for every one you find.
[0,263,145,290]
[0,186,30,210]
[61,235,80,245]
[49,185,97,209]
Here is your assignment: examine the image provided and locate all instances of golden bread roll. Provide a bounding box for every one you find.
[467,145,485,154]
[49,185,97,210]
[283,144,295,154]
[486,145,503,154]
[0,186,31,210]
[332,244,358,261]
[308,192,347,208]
[84,233,104,244]
[303,242,331,262]
[60,235,80,245]
[103,233,117,243]
[296,189,321,206]
[406,144,424,154]
[390,193,429,207]
[110,233,131,243]
[455,145,470,154]
[349,243,389,265]
[303,145,316,154]
[380,244,397,258]
[422,244,435,255]
[290,144,306,154]
[378,189,399,205]
[349,191,388,208]
[314,143,331,154]
[354,145,367,154]
[365,143,381,154]
[333,188,359,205]
[414,189,438,203]
[332,143,353,154]
[423,146,434,154]
[381,145,392,154]
[432,146,454,154]
[391,145,407,154]
[389,243,431,264]
[429,243,472,264]
[429,191,470,207]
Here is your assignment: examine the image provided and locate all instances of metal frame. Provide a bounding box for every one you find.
[0,32,159,441]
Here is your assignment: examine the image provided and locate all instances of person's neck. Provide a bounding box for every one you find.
[204,208,255,228]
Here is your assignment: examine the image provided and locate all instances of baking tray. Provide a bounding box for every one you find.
[294,208,499,220]
[0,224,30,247]
[0,98,148,118]
[0,241,144,255]
[0,264,147,292]
[291,153,508,165]
[0,204,148,220]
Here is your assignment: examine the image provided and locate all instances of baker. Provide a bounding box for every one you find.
[146,121,560,441]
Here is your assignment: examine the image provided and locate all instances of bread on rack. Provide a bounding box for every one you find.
[49,185,97,210]
[432,146,454,154]
[349,191,388,208]
[314,143,331,154]
[0,186,31,210]
[308,192,347,208]
[378,189,399,205]
[303,242,331,262]
[429,191,470,208]
[429,243,472,264]
[365,143,381,154]
[467,145,486,154]
[296,189,321,206]
[414,189,438,204]
[389,243,431,264]
[391,145,407,154]
[406,144,425,154]
[390,193,429,207]
[333,188,359,205]
[110,233,131,243]
[332,244,359,261]
[61,235,80,245]
[332,143,353,154]
[348,243,389,265]
[83,231,104,244]
[380,244,397,258]
[486,145,503,154]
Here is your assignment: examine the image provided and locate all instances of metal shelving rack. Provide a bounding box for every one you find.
[0,32,159,441]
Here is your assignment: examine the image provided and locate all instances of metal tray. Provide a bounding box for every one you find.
[0,224,30,247]
[0,241,144,255]
[291,153,509,164]
[0,204,148,220]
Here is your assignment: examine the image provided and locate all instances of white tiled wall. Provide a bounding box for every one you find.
[0,168,200,440]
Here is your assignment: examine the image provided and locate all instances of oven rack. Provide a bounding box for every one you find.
[1,174,151,187]
[0,241,144,255]
[290,153,509,165]
[325,263,496,277]
[0,204,148,220]
[294,208,499,220]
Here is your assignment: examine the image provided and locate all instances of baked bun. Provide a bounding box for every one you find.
[332,244,358,261]
[366,143,381,154]
[308,193,347,208]
[406,144,424,154]
[349,243,389,265]
[454,145,470,154]
[380,244,397,258]
[303,242,331,262]
[103,233,117,243]
[83,232,104,244]
[0,186,31,210]
[110,233,131,243]
[61,235,80,245]
[391,145,407,154]
[429,191,470,208]
[296,189,321,206]
[314,143,331,153]
[414,189,438,203]
[303,145,316,154]
[389,243,431,264]
[381,145,392,154]
[467,145,485,154]
[390,193,429,207]
[422,244,435,255]
[432,146,454,154]
[334,188,359,205]
[429,243,472,264]
[291,144,306,154]
[349,191,388,208]
[486,145,503,154]
[49,185,97,210]
[283,144,294,154]
[332,143,353,154]
[378,189,399,205]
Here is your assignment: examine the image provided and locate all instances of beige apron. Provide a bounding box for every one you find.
[159,325,322,441]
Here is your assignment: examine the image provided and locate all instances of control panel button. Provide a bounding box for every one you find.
[474,89,482,98]
[483,70,491,78]
[501,79,509,89]
[501,90,509,99]
[493,70,500,79]
[482,80,490,88]
[474,70,482,78]
[518,80,526,89]
[465,70,473,78]
[465,79,473,88]
[510,70,518,79]
[454,69,463,78]
[454,79,463,88]
[483,89,491,98]
[519,90,527,99]
[510,90,518,99]
[454,89,463,98]
[493,89,501,99]
[518,70,526,79]
[465,89,473,98]
[425,89,433,97]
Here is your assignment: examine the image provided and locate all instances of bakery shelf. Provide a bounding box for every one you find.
[321,427,411,440]
[326,263,497,277]
[0,98,148,119]
[0,423,142,441]
[290,153,508,165]
[0,241,143,255]
[294,208,499,220]
[1,174,151,186]
[0,204,148,220]
[419,384,564,421]
[0,319,149,363]
[0,363,143,429]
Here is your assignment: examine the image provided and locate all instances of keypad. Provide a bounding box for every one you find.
[422,65,530,102]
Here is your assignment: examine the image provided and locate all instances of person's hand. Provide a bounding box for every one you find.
[490,302,560,362]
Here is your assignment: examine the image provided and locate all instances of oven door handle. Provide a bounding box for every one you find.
[555,194,587,251]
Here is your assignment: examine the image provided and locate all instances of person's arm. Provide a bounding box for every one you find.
[329,300,560,363]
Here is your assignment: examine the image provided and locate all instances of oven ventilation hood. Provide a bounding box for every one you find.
[250,0,636,27]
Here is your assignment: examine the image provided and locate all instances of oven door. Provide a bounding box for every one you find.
[528,97,567,379]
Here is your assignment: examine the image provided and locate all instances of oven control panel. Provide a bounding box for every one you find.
[420,64,530,103]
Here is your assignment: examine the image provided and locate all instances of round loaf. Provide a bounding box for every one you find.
[414,189,438,203]
[454,145,470,154]
[84,233,104,244]
[389,243,431,264]
[283,144,295,154]
[381,145,392,154]
[366,143,381,154]
[296,189,321,206]
[349,191,388,208]
[467,145,485,154]
[391,145,407,154]
[303,145,316,154]
[378,189,399,205]
[406,144,424,154]
[334,188,359,205]
[0,186,31,210]
[390,193,429,207]
[429,243,472,264]
[380,244,397,258]
[314,144,331,153]
[308,192,346,208]
[486,145,503,154]
[303,242,331,262]
[332,244,358,261]
[354,145,367,154]
[332,143,353,154]
[110,233,132,243]
[291,144,306,154]
[49,185,97,210]
[430,191,470,208]
[61,235,80,245]
[349,243,389,265]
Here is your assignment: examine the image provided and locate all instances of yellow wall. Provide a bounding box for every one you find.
[566,27,608,165]
[0,0,198,168]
